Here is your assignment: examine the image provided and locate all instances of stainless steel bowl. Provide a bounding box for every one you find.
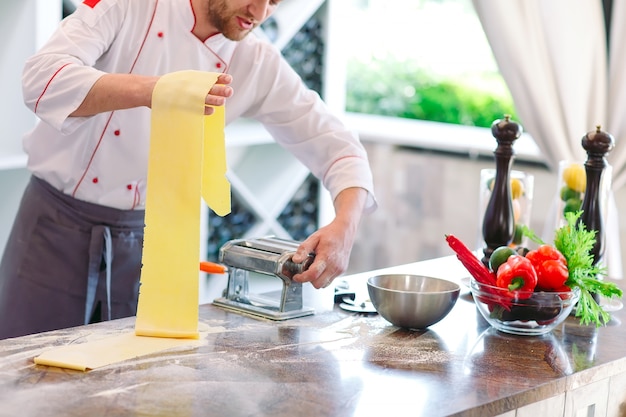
[367,274,460,329]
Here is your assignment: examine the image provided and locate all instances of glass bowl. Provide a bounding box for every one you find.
[469,277,579,336]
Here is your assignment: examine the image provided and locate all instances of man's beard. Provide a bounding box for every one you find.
[208,0,257,41]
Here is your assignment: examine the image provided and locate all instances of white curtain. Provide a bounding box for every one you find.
[608,0,626,189]
[472,0,623,277]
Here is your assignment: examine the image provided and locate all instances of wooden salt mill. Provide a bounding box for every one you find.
[579,125,615,266]
[482,115,523,265]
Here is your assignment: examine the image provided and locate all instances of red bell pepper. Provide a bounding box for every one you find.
[525,245,569,291]
[495,255,538,299]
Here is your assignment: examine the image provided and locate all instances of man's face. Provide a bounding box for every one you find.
[207,0,281,41]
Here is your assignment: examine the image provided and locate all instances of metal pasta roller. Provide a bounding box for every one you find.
[212,236,315,320]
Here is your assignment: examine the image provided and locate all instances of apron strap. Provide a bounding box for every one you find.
[103,226,113,321]
[84,225,113,325]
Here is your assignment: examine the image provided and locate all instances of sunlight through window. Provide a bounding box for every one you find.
[344,0,517,128]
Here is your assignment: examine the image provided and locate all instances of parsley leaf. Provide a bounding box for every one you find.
[553,211,622,327]
[520,211,622,326]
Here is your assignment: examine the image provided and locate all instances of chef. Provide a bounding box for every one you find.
[0,0,377,339]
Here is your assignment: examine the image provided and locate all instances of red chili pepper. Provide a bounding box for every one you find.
[495,255,538,299]
[525,245,568,291]
[445,234,496,286]
[445,234,510,310]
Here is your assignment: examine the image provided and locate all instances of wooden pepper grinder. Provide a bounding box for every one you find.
[482,115,523,265]
[579,125,615,266]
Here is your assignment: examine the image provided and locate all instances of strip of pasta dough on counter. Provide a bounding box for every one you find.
[34,70,230,370]
[34,332,204,371]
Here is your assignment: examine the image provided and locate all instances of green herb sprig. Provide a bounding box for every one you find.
[521,211,622,327]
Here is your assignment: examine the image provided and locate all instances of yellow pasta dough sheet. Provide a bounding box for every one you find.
[33,70,231,370]
[33,332,204,371]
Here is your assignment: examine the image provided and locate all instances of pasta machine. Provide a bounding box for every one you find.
[212,236,315,320]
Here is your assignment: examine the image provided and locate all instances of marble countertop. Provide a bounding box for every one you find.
[1,256,625,417]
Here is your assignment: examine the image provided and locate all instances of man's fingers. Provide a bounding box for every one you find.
[208,84,233,100]
[216,73,233,85]
[204,84,233,115]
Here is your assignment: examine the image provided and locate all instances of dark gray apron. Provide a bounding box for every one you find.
[0,176,145,339]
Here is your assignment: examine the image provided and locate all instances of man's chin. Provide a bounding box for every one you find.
[222,29,252,42]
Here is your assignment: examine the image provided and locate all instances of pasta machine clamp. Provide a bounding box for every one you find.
[212,236,315,320]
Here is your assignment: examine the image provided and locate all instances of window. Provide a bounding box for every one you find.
[343,0,517,128]
[335,0,546,162]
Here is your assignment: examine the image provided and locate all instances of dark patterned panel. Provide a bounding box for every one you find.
[280,16,325,95]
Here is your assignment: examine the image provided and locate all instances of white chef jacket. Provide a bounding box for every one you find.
[22,0,376,212]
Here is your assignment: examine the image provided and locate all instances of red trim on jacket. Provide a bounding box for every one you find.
[34,63,72,114]
[72,0,160,199]
[83,0,102,8]
[128,0,160,73]
[204,44,228,73]
[72,113,114,197]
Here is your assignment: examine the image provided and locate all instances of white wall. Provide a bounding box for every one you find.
[0,1,62,255]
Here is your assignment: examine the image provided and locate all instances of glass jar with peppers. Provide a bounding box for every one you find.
[447,234,579,336]
[469,273,578,336]
[479,244,577,335]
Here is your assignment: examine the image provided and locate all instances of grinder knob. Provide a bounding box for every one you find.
[280,253,315,280]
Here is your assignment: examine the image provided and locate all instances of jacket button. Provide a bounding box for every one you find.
[216,62,222,69]
[114,129,121,136]
[92,177,99,184]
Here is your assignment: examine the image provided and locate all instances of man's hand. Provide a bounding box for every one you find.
[290,222,352,289]
[291,187,368,289]
[204,73,233,115]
